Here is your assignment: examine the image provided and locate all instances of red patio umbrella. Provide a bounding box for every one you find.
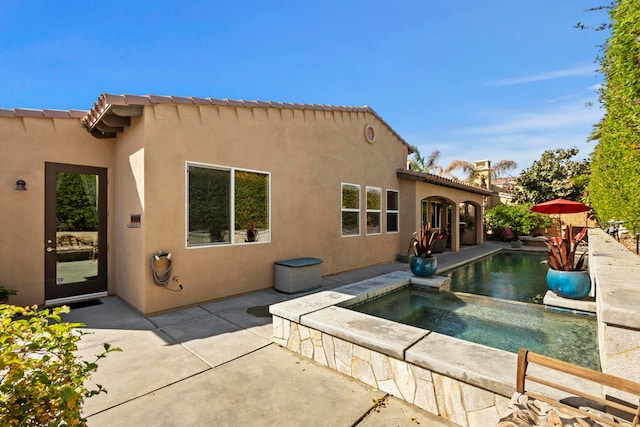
[530,198,591,231]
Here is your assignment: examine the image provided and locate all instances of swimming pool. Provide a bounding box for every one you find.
[350,286,600,370]
[445,251,549,304]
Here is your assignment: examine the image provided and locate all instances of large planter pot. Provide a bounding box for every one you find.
[546,269,591,299]
[410,256,437,277]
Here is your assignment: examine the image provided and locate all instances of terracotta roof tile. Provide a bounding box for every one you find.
[101,94,128,105]
[147,95,172,104]
[170,96,195,104]
[226,99,244,107]
[13,108,45,117]
[190,96,212,105]
[208,98,228,106]
[121,94,151,105]
[0,108,87,119]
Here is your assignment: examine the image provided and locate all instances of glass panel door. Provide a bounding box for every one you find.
[45,163,107,302]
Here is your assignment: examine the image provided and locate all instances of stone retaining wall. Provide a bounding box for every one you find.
[272,315,510,427]
[589,228,640,404]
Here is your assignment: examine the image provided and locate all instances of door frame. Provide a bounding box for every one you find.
[44,162,108,304]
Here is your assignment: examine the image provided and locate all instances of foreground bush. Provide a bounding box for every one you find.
[0,305,119,426]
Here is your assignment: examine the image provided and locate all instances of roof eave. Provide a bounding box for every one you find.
[396,168,494,196]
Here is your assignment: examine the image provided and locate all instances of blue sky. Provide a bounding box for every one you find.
[0,1,609,173]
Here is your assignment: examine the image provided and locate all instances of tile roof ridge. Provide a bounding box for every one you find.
[0,107,86,119]
[91,93,374,113]
[81,93,411,149]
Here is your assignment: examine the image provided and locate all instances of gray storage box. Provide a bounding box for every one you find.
[274,257,323,294]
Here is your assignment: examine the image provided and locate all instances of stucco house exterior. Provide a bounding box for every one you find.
[1,93,492,315]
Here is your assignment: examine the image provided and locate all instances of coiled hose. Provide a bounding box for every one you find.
[151,253,173,286]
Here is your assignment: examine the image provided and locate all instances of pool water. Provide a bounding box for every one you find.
[350,286,600,370]
[446,251,549,304]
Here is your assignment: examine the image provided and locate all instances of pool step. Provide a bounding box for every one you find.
[543,290,596,314]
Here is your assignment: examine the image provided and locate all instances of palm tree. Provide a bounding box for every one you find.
[409,145,443,175]
[445,159,517,187]
[587,120,602,142]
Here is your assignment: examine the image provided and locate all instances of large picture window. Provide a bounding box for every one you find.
[187,163,270,247]
[341,183,360,236]
[366,187,381,235]
[386,190,399,233]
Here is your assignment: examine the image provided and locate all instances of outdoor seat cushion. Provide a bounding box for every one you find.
[274,258,323,268]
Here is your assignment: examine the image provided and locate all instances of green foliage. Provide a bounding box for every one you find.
[366,188,381,210]
[342,184,359,209]
[445,159,517,186]
[56,173,98,232]
[589,0,640,226]
[513,148,590,204]
[484,204,553,236]
[0,305,120,426]
[234,171,269,231]
[0,286,17,303]
[408,146,443,175]
[188,166,230,242]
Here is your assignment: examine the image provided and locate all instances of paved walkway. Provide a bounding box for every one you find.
[64,243,504,426]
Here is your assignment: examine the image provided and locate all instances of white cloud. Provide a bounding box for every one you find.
[491,65,598,86]
[460,103,601,136]
[408,98,603,174]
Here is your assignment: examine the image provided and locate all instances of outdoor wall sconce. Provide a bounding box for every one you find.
[15,179,27,191]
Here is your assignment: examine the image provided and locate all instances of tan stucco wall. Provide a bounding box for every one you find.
[137,104,409,314]
[113,116,146,310]
[0,101,490,315]
[0,116,115,306]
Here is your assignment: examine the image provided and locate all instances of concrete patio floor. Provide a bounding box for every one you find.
[63,242,504,426]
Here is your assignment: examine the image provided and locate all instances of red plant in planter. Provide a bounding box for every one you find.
[544,225,588,271]
[408,222,436,258]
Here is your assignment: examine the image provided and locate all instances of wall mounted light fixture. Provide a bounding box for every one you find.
[15,179,27,191]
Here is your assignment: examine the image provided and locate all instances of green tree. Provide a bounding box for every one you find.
[589,0,640,225]
[513,148,590,204]
[484,204,553,236]
[234,171,269,231]
[445,159,517,186]
[56,173,98,232]
[408,146,443,175]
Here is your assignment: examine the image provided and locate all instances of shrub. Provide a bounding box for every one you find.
[0,286,17,303]
[485,204,553,236]
[0,305,120,426]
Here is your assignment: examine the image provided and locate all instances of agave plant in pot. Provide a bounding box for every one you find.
[544,225,591,299]
[408,222,437,277]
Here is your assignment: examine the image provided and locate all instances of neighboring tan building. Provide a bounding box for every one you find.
[1,93,491,314]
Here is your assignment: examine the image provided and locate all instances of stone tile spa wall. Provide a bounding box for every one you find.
[272,313,511,427]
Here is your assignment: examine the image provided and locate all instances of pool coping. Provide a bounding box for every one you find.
[269,269,600,401]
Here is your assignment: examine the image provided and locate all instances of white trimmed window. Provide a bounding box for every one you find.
[341,183,360,236]
[386,190,399,233]
[366,187,382,235]
[187,163,270,247]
